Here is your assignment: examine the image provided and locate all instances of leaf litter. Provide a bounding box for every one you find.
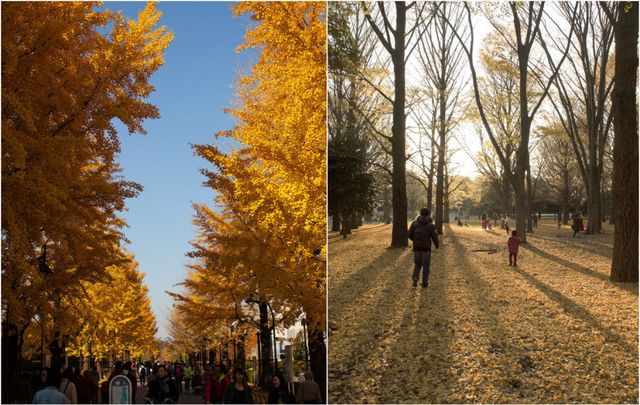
[328,221,638,404]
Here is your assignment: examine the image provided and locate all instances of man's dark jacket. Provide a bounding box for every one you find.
[408,215,439,252]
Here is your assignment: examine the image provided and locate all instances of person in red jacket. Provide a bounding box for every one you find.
[508,230,521,267]
[207,364,230,404]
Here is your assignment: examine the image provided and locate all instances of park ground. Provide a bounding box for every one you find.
[328,220,638,404]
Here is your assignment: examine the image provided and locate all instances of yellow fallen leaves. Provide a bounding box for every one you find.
[328,221,638,404]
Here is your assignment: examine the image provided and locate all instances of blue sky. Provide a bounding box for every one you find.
[104,2,254,338]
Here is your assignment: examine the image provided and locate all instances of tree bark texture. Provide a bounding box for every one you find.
[610,1,638,282]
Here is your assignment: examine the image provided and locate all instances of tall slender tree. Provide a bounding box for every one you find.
[601,2,639,282]
[447,2,575,242]
[361,1,430,247]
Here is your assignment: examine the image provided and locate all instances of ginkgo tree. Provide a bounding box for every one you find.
[2,2,171,397]
[170,1,326,396]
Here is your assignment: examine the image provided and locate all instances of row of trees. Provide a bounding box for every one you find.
[168,2,327,396]
[1,2,171,401]
[328,2,637,281]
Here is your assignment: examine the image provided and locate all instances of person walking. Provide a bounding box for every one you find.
[532,213,538,228]
[267,373,294,404]
[33,369,69,404]
[144,365,179,404]
[294,371,322,404]
[508,230,521,267]
[139,364,147,387]
[76,370,97,404]
[572,213,581,237]
[122,361,138,400]
[182,363,191,392]
[207,364,230,404]
[504,215,511,234]
[407,208,440,288]
[59,367,78,404]
[223,368,253,404]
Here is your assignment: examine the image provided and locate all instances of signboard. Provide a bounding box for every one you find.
[109,375,132,404]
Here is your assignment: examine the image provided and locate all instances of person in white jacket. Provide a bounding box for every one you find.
[59,367,78,404]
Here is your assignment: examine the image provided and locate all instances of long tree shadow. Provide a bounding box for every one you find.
[329,246,410,323]
[528,232,613,256]
[511,265,638,356]
[328,249,415,403]
[329,223,389,244]
[447,230,519,398]
[522,243,638,296]
[376,245,456,403]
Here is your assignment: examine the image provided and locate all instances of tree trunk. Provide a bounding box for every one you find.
[586,160,602,234]
[340,211,352,238]
[526,169,534,233]
[427,139,435,211]
[514,181,527,242]
[390,3,408,248]
[350,212,359,230]
[306,312,326,403]
[610,1,638,282]
[331,215,340,232]
[443,169,450,224]
[2,322,19,403]
[383,184,391,224]
[502,175,511,215]
[562,170,570,224]
[258,303,274,387]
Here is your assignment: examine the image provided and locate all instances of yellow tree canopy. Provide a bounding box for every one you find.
[183,2,326,339]
[2,1,172,338]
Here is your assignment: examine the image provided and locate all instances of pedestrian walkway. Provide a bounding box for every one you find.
[135,386,204,404]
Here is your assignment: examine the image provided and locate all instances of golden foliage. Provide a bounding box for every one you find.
[2,1,171,355]
[172,2,326,344]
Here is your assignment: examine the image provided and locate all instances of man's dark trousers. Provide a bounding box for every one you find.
[413,251,431,286]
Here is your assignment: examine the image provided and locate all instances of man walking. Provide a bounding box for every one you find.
[408,208,440,288]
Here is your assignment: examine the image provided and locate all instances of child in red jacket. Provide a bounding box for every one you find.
[508,230,520,267]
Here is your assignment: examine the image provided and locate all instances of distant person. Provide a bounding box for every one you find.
[481,213,488,229]
[268,373,294,404]
[122,361,138,400]
[139,364,147,386]
[33,369,69,404]
[557,216,562,237]
[32,368,47,393]
[76,370,97,404]
[192,363,203,392]
[407,208,440,288]
[59,367,77,404]
[295,371,322,404]
[572,213,581,237]
[182,363,193,392]
[207,364,230,404]
[145,365,178,404]
[532,213,538,228]
[508,230,521,267]
[223,368,253,404]
[504,215,511,234]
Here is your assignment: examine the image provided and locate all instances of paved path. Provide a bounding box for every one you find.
[135,385,204,404]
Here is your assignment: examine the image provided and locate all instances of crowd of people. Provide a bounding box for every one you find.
[30,359,323,404]
[31,365,100,404]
